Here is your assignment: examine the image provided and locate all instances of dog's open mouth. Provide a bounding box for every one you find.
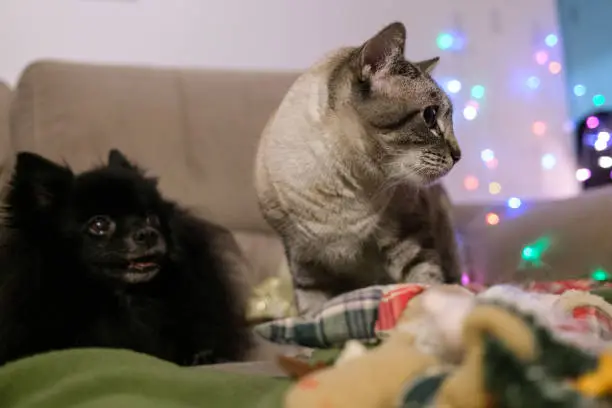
[121,255,161,283]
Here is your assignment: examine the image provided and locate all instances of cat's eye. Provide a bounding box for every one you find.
[422,105,439,128]
[146,214,160,227]
[87,215,115,237]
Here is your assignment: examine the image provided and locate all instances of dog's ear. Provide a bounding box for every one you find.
[108,149,140,171]
[10,152,74,211]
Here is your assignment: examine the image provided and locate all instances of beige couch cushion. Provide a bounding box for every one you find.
[0,82,11,162]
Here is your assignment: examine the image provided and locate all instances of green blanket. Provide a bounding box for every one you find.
[0,349,291,408]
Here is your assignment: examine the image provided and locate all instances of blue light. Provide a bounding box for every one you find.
[526,76,540,89]
[507,197,522,209]
[480,149,495,162]
[541,154,556,170]
[573,84,586,97]
[471,85,485,99]
[545,34,558,47]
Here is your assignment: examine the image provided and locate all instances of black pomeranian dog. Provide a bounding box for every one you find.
[0,149,252,366]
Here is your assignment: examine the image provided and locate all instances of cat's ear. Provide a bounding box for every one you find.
[11,152,73,210]
[108,149,139,171]
[358,22,406,75]
[415,57,440,74]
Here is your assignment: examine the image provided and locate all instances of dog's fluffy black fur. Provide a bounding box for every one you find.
[0,149,252,366]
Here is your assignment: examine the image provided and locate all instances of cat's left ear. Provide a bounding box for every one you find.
[357,22,406,76]
[108,149,139,171]
[415,57,440,74]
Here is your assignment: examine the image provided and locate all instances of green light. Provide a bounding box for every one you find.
[471,85,485,99]
[519,236,552,268]
[436,33,454,50]
[522,246,536,260]
[593,94,606,107]
[592,268,609,281]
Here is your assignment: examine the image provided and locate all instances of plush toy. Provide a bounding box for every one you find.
[283,298,612,408]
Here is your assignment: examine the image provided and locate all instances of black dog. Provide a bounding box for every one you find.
[0,149,252,366]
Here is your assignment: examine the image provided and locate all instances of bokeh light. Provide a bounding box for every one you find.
[545,34,558,47]
[595,139,608,152]
[532,121,546,136]
[436,33,455,50]
[548,61,562,75]
[593,94,606,107]
[573,84,586,97]
[485,158,499,169]
[507,197,522,209]
[526,76,540,90]
[541,153,556,170]
[486,212,500,226]
[586,116,600,129]
[471,85,485,99]
[446,79,462,94]
[592,268,610,281]
[488,182,502,195]
[535,51,548,65]
[576,168,592,182]
[480,149,495,162]
[463,105,477,121]
[464,175,479,191]
[460,273,470,285]
[598,156,612,169]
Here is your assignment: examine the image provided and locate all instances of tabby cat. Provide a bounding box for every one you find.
[255,22,462,315]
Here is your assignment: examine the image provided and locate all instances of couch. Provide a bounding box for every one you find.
[2,60,612,363]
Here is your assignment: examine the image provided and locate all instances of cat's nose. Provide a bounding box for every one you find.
[448,143,461,163]
[133,227,159,248]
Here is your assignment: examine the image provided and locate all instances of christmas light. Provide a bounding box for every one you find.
[598,156,612,169]
[595,139,608,152]
[592,268,610,281]
[463,175,479,191]
[526,76,540,89]
[573,84,586,97]
[593,94,606,107]
[486,212,500,225]
[507,197,522,209]
[471,85,485,99]
[463,105,477,121]
[548,61,562,75]
[576,168,592,182]
[485,158,499,169]
[489,182,502,195]
[480,149,495,162]
[532,121,546,136]
[586,116,600,129]
[535,51,548,65]
[541,154,556,169]
[446,79,462,94]
[436,33,455,50]
[460,273,470,285]
[544,34,558,47]
[599,131,611,143]
[520,236,551,267]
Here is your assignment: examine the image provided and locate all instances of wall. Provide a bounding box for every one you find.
[557,0,612,122]
[0,0,578,204]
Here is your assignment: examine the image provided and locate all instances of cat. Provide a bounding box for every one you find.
[254,21,462,315]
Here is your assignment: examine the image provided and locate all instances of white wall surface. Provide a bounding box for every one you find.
[0,0,578,203]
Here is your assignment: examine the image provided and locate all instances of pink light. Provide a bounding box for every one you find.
[485,157,498,169]
[461,273,471,285]
[586,116,600,129]
[535,51,548,65]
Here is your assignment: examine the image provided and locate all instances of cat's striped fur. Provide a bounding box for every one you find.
[255,22,462,315]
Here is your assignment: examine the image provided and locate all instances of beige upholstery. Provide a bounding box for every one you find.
[0,82,10,164]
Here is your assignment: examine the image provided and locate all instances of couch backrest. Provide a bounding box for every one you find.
[10,60,299,233]
[0,82,10,164]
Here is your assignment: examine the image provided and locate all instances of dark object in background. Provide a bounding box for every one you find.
[0,149,252,366]
[575,110,612,191]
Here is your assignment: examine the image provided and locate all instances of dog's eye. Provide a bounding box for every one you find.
[146,214,160,227]
[422,105,439,128]
[87,216,115,237]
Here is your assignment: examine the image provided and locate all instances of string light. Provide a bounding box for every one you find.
[436,33,455,50]
[485,158,499,169]
[535,51,548,65]
[532,121,546,136]
[489,182,502,195]
[507,197,522,209]
[592,268,610,282]
[526,76,540,89]
[593,94,606,107]
[463,105,478,120]
[486,212,500,225]
[471,85,485,99]
[463,175,479,191]
[548,61,562,75]
[460,273,471,285]
[446,79,462,94]
[598,156,612,169]
[574,84,586,97]
[586,116,600,129]
[544,34,558,47]
[541,153,557,169]
[480,149,495,162]
[576,168,592,182]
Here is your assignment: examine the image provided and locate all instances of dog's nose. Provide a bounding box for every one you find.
[133,227,159,248]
